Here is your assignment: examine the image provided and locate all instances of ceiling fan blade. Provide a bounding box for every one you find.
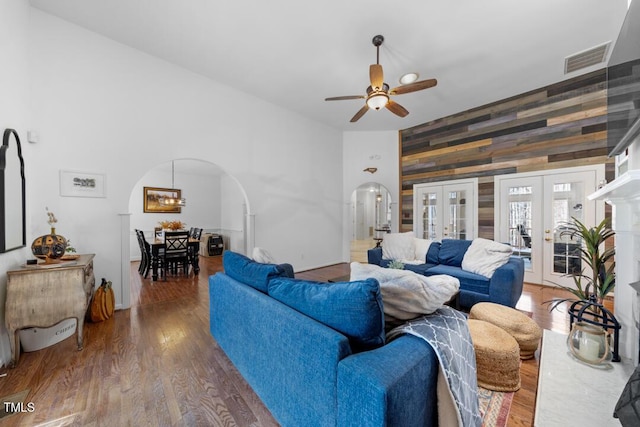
[390,78,438,95]
[325,95,365,101]
[370,64,384,90]
[350,105,370,122]
[386,100,409,118]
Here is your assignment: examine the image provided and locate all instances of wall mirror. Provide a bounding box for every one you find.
[0,128,26,253]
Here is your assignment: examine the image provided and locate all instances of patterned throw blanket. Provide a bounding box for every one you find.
[387,307,481,427]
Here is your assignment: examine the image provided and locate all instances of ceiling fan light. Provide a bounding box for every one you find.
[400,72,419,85]
[367,92,389,110]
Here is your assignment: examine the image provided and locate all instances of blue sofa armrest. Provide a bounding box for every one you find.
[210,273,352,427]
[368,247,383,265]
[337,335,439,427]
[489,256,525,307]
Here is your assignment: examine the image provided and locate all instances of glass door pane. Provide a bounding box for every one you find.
[507,185,533,271]
[542,169,598,288]
[497,175,543,284]
[551,181,584,275]
[446,189,468,239]
[422,192,438,239]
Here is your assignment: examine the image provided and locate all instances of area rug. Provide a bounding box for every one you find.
[478,386,514,427]
[0,389,30,420]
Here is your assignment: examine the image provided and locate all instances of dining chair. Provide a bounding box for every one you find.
[135,229,152,276]
[192,227,203,240]
[162,231,190,279]
[135,229,157,278]
[154,226,163,240]
[135,230,146,274]
[188,227,203,259]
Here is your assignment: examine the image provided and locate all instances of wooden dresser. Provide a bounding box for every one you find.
[5,254,95,367]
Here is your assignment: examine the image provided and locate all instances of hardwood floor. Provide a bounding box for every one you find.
[0,256,576,426]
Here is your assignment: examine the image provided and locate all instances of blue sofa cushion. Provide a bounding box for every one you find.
[426,241,441,264]
[438,239,473,267]
[223,251,293,293]
[403,263,438,275]
[268,277,385,352]
[425,265,490,295]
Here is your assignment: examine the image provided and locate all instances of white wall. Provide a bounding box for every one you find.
[25,9,343,311]
[610,136,640,363]
[0,0,31,368]
[342,131,400,260]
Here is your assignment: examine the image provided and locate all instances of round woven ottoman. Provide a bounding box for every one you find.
[468,319,521,392]
[469,302,542,359]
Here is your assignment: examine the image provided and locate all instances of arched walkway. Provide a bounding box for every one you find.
[120,158,252,309]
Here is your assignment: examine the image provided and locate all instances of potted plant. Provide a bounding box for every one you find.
[387,260,405,270]
[546,217,615,312]
[546,217,620,363]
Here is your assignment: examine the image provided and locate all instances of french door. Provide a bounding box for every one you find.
[414,178,477,240]
[495,166,604,287]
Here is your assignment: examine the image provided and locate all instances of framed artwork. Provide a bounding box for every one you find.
[143,187,182,213]
[60,170,106,198]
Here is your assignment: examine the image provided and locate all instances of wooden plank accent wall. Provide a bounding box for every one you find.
[400,70,615,238]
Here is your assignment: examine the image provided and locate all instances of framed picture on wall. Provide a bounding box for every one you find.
[60,170,106,198]
[143,187,182,213]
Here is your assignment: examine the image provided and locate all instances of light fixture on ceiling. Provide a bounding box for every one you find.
[366,85,390,110]
[325,35,437,122]
[399,72,419,85]
[159,160,186,207]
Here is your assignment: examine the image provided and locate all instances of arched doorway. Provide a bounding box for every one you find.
[128,159,250,256]
[119,159,252,308]
[350,182,392,262]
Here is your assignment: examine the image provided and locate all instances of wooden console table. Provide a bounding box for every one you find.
[5,254,95,367]
[534,329,635,426]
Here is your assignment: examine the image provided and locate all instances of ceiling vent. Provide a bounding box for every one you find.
[564,42,611,74]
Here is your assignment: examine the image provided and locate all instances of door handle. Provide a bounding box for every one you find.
[545,229,551,233]
[545,237,552,242]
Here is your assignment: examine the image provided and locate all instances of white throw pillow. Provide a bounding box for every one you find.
[251,247,277,264]
[381,232,416,261]
[413,238,434,262]
[461,238,513,278]
[350,262,460,321]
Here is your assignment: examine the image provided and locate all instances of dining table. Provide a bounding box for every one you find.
[148,236,201,281]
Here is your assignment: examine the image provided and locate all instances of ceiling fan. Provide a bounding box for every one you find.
[325,35,437,123]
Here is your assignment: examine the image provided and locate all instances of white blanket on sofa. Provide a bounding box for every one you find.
[461,238,512,278]
[350,262,460,321]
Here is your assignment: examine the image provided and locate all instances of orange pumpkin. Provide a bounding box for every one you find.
[90,278,115,322]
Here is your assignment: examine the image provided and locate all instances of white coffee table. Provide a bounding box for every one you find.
[534,329,635,426]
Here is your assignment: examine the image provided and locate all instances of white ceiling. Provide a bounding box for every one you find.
[29,0,630,132]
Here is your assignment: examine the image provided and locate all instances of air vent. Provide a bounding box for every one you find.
[564,42,611,74]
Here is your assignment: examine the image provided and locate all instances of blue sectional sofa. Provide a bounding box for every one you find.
[209,251,440,427]
[368,239,524,309]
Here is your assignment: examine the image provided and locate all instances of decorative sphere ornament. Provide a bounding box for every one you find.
[31,229,67,262]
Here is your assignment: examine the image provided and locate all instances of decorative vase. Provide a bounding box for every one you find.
[567,321,611,365]
[31,227,67,263]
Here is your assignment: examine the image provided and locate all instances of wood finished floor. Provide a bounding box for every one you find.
[0,256,577,426]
